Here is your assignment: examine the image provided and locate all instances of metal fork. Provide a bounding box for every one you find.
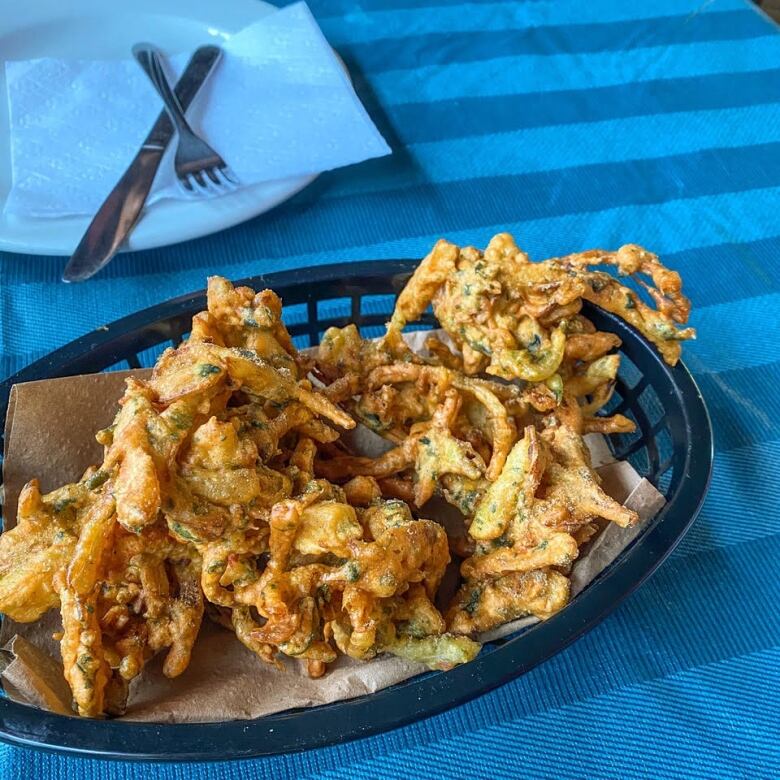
[132,43,238,196]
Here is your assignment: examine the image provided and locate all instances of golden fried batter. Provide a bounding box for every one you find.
[0,235,692,717]
[388,233,694,373]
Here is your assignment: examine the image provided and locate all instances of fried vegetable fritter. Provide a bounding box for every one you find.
[0,233,693,717]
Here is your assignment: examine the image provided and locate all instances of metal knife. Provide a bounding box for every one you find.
[62,45,222,283]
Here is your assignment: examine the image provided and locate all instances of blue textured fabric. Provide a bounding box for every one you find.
[1,0,779,776]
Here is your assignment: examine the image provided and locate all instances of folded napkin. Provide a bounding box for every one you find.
[3,2,390,218]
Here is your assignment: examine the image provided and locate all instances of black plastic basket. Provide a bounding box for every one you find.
[0,261,712,761]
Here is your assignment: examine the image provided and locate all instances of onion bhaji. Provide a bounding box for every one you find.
[0,233,694,716]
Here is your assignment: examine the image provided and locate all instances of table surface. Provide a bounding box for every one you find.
[1,0,779,777]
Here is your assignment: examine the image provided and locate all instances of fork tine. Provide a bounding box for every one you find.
[190,172,207,196]
[214,167,238,192]
[204,168,231,195]
[201,169,229,196]
[177,173,197,198]
[179,166,237,198]
[192,170,209,191]
[187,171,213,198]
[220,166,240,187]
[204,167,222,187]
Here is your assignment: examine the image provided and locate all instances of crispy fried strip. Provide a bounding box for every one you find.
[321,374,361,403]
[159,558,205,678]
[469,426,543,540]
[486,324,566,383]
[447,569,570,634]
[582,414,636,434]
[57,573,111,718]
[389,239,460,332]
[453,376,515,480]
[231,607,282,668]
[315,446,413,481]
[67,492,116,596]
[460,531,578,579]
[425,336,463,370]
[377,476,416,504]
[564,332,621,361]
[219,348,355,429]
[115,448,159,533]
[342,476,382,506]
[365,364,514,481]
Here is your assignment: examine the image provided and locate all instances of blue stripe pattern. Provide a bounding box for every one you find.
[1,0,779,777]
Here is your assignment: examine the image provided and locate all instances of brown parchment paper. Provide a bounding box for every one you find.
[0,332,665,722]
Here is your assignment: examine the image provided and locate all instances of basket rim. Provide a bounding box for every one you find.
[0,260,713,761]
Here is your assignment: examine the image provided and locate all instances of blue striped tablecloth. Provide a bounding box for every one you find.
[1,0,779,777]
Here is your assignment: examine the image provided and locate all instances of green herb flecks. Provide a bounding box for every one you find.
[360,411,389,433]
[196,363,222,377]
[169,522,201,543]
[545,374,564,404]
[242,309,260,328]
[52,498,76,514]
[492,536,513,549]
[379,572,397,587]
[464,587,482,614]
[84,470,109,490]
[167,409,193,431]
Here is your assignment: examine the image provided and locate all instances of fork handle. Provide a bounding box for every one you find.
[133,43,198,139]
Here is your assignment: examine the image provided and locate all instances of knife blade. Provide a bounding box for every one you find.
[62,45,222,283]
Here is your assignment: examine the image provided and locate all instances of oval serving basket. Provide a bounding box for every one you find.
[0,261,712,761]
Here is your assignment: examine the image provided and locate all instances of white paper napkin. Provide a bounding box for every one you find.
[3,2,391,218]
